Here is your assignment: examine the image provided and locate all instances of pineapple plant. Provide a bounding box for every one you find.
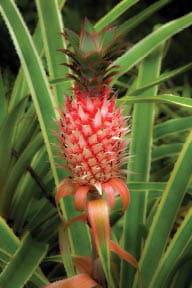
[0,0,191,286]
[54,19,137,287]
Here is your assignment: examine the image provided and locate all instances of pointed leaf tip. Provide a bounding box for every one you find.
[110,240,138,269]
[83,18,96,35]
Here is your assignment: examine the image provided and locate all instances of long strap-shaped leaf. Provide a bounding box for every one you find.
[133,130,192,287]
[35,0,70,107]
[0,0,63,186]
[95,0,139,31]
[130,62,192,96]
[0,217,19,254]
[0,98,26,194]
[0,133,43,215]
[152,143,183,161]
[0,232,48,288]
[0,217,48,286]
[112,12,192,80]
[154,116,192,139]
[118,0,172,35]
[8,0,66,111]
[121,43,164,288]
[0,71,8,128]
[11,149,49,232]
[118,94,192,109]
[150,207,192,288]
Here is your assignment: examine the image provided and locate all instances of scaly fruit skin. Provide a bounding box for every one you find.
[58,92,129,187]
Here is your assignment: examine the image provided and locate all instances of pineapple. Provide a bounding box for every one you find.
[55,20,136,287]
[57,19,130,202]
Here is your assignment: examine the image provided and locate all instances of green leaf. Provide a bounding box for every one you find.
[152,143,183,161]
[95,0,139,31]
[59,227,76,277]
[0,98,26,194]
[8,0,67,111]
[0,71,8,128]
[133,130,192,288]
[182,77,191,98]
[0,132,43,215]
[118,94,192,109]
[150,208,192,288]
[10,148,49,232]
[121,42,164,287]
[8,68,29,112]
[112,12,192,80]
[154,116,192,139]
[0,217,19,254]
[118,0,172,35]
[27,198,60,242]
[49,77,71,86]
[13,104,38,154]
[0,217,48,286]
[0,233,48,288]
[35,0,70,106]
[0,249,11,267]
[127,182,166,192]
[80,31,98,52]
[130,62,192,96]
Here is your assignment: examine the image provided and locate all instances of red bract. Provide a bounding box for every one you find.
[56,177,130,213]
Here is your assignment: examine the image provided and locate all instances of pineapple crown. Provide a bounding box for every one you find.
[61,18,125,97]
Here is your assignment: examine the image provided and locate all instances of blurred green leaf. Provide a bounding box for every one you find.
[130,62,192,96]
[0,132,43,215]
[35,0,71,106]
[112,12,192,80]
[0,233,48,288]
[154,116,192,139]
[95,0,139,31]
[0,71,8,128]
[150,207,192,287]
[119,0,172,35]
[0,217,48,286]
[133,130,192,287]
[0,98,26,198]
[121,42,164,287]
[119,94,192,109]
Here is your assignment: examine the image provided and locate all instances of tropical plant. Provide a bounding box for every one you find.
[0,0,191,288]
